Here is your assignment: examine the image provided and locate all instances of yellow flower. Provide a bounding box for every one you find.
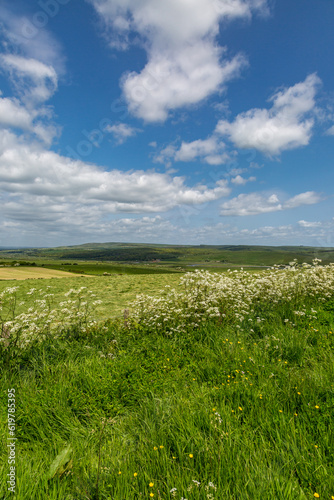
[134,473,138,477]
[118,471,121,475]
[189,454,193,458]
[159,445,164,449]
[150,494,154,498]
[315,405,319,409]
[238,407,242,411]
[212,408,216,411]
[172,456,176,459]
[153,446,158,450]
[314,494,319,498]
[297,392,301,395]
[279,410,283,413]
[149,482,154,487]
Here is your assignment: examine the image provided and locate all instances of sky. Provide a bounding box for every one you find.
[0,0,333,247]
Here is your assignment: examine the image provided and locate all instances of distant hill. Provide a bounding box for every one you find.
[0,243,333,267]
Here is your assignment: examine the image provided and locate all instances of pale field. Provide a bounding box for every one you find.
[0,266,86,280]
[0,272,182,320]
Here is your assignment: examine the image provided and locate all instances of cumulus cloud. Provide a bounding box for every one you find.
[122,46,246,122]
[89,0,268,121]
[221,192,282,215]
[0,130,231,221]
[0,97,34,130]
[104,123,142,144]
[231,175,256,185]
[154,136,231,166]
[220,190,322,216]
[283,191,323,209]
[216,74,321,154]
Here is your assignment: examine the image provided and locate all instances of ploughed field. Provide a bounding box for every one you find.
[0,266,87,280]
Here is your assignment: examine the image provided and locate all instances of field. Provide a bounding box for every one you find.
[0,273,181,320]
[1,252,334,499]
[0,267,88,281]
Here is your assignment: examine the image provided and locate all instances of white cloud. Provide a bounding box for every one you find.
[0,96,58,145]
[104,123,142,144]
[89,0,268,121]
[175,138,220,162]
[283,191,323,209]
[221,192,282,215]
[0,97,34,130]
[298,220,323,228]
[0,9,64,145]
[0,6,65,75]
[216,74,321,154]
[122,46,246,122]
[0,130,230,218]
[326,124,334,136]
[154,136,231,165]
[0,54,58,105]
[220,190,322,216]
[231,175,256,185]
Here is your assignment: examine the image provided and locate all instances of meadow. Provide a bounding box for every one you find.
[0,258,334,499]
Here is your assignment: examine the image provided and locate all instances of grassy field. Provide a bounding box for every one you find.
[1,262,334,499]
[0,273,181,320]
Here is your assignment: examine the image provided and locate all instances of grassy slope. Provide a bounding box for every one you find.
[1,288,334,498]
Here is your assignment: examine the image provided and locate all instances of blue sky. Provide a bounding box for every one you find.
[0,0,333,247]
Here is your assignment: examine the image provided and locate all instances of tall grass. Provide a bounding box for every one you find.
[1,262,334,499]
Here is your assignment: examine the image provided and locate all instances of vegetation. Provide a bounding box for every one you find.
[1,260,334,499]
[1,243,334,271]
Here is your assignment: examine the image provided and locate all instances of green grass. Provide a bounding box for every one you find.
[0,274,181,320]
[1,288,334,498]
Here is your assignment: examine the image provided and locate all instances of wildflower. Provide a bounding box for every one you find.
[149,482,154,487]
[134,473,138,477]
[150,494,154,498]
[314,494,319,498]
[189,454,193,458]
[159,445,164,449]
[238,407,242,411]
[315,405,319,409]
[153,446,158,450]
[118,471,121,475]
